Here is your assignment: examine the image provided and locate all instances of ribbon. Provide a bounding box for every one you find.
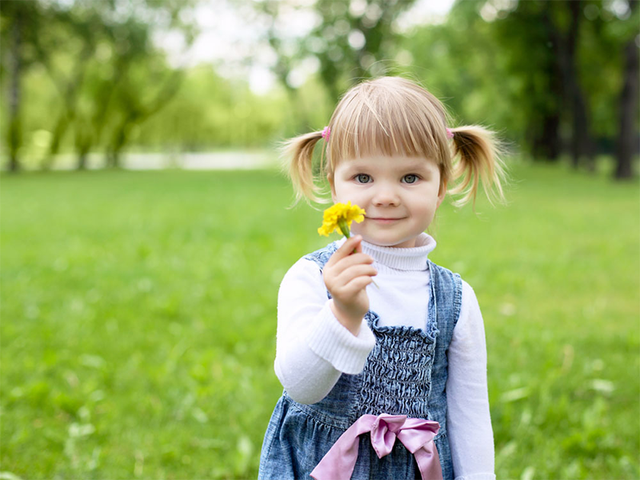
[310,413,442,480]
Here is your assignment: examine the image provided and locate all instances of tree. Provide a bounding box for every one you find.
[614,0,638,179]
[1,1,47,171]
[487,0,599,165]
[2,0,198,171]
[69,0,198,168]
[402,1,529,154]
[97,0,198,167]
[556,0,597,169]
[105,28,185,167]
[249,0,418,113]
[310,0,417,98]
[252,0,312,132]
[28,4,105,169]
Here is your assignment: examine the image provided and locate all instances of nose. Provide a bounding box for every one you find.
[372,182,400,207]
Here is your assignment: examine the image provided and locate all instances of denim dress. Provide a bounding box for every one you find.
[259,241,462,480]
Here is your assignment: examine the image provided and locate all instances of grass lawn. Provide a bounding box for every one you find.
[1,161,638,479]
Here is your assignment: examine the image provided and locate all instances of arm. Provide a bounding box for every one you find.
[274,254,376,405]
[446,280,496,480]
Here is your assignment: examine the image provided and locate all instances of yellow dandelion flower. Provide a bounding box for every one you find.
[317,202,366,238]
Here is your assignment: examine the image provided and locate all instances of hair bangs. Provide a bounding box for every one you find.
[325,78,450,172]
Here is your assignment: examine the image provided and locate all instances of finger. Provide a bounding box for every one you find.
[325,235,363,267]
[331,253,374,273]
[323,255,374,288]
[353,238,363,254]
[329,264,377,294]
[341,276,374,296]
[335,265,378,286]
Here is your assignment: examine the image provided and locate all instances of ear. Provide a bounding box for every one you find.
[436,179,447,209]
[327,173,337,203]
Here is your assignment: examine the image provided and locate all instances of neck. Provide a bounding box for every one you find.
[339,233,436,271]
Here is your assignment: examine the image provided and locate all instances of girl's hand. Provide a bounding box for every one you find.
[322,235,377,335]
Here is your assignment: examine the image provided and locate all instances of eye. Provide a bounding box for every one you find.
[355,174,372,184]
[402,174,420,184]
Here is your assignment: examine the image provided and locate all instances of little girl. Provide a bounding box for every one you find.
[259,76,506,480]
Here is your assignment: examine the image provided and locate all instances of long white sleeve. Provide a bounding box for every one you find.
[274,257,376,404]
[447,281,495,480]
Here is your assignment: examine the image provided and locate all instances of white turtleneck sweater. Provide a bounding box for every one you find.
[274,233,495,480]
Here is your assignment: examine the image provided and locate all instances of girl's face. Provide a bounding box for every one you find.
[329,155,446,248]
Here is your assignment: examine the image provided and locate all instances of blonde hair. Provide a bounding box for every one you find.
[283,76,507,208]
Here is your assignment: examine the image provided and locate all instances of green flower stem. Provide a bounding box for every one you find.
[338,219,350,238]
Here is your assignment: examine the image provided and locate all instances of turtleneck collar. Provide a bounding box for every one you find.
[337,233,436,272]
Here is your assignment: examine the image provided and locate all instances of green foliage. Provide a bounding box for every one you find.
[2,60,332,164]
[0,0,199,169]
[307,0,417,96]
[2,0,636,171]
[400,0,637,164]
[400,6,509,129]
[1,161,638,478]
[134,67,290,150]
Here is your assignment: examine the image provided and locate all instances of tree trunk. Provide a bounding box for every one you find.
[76,135,90,170]
[533,113,561,162]
[571,87,594,170]
[8,11,23,173]
[106,119,132,169]
[42,113,70,170]
[547,1,596,169]
[614,0,639,179]
[537,4,565,162]
[567,0,596,170]
[104,70,183,169]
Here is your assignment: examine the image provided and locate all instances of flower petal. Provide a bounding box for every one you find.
[318,202,366,237]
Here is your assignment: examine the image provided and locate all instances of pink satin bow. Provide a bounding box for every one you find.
[310,413,443,480]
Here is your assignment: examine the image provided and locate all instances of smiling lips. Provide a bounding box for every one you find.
[367,217,405,223]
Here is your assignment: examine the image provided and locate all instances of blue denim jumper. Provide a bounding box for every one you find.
[259,241,462,480]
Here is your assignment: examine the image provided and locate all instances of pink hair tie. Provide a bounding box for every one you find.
[321,126,331,141]
[446,128,454,139]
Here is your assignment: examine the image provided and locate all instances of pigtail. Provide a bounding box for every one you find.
[448,125,508,208]
[281,130,326,204]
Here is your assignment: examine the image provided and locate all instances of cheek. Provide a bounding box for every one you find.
[351,222,363,233]
[417,199,438,223]
[333,182,358,203]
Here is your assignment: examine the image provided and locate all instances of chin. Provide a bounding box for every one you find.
[365,237,412,248]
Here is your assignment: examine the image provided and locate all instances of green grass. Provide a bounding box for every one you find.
[1,162,638,479]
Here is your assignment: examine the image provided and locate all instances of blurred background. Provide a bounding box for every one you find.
[1,0,639,174]
[1,0,639,479]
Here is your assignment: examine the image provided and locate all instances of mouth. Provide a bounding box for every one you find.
[367,217,405,223]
